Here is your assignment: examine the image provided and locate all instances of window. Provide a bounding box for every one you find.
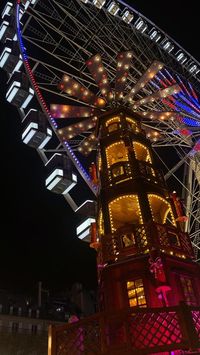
[109,195,143,232]
[133,142,152,163]
[127,279,147,308]
[112,164,124,178]
[180,275,196,305]
[148,194,176,226]
[122,233,135,247]
[106,141,128,168]
[126,117,139,133]
[168,231,180,247]
[106,116,120,133]
[12,322,19,333]
[108,122,119,132]
[32,324,37,334]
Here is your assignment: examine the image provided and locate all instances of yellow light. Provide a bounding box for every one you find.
[97,98,106,106]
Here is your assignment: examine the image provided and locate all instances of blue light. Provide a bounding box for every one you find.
[182,117,200,127]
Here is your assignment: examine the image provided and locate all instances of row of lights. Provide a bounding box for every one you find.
[115,52,133,99]
[140,111,177,121]
[86,54,113,101]
[133,84,181,109]
[50,104,95,119]
[77,133,97,156]
[58,118,95,140]
[125,61,164,102]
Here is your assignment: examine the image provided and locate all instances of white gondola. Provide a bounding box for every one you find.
[0,39,23,73]
[1,2,13,18]
[176,50,187,64]
[134,18,148,33]
[149,28,161,42]
[76,217,96,241]
[0,15,16,42]
[121,9,134,24]
[45,154,77,194]
[93,0,106,9]
[6,71,34,109]
[22,0,31,10]
[22,109,52,149]
[107,2,120,16]
[161,39,174,53]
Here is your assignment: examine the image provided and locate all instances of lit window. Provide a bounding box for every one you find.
[107,122,119,132]
[112,164,124,177]
[127,279,147,308]
[126,117,139,133]
[133,142,152,163]
[122,233,135,247]
[148,194,176,226]
[106,141,128,167]
[109,195,143,232]
[180,275,196,305]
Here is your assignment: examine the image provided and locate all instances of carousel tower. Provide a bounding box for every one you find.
[46,52,200,354]
[95,107,200,315]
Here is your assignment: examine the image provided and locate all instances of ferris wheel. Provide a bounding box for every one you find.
[0,0,200,259]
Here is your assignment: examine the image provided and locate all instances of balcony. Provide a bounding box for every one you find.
[102,160,165,189]
[100,222,194,264]
[49,303,200,354]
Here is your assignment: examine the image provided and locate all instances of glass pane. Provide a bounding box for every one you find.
[108,123,118,132]
[128,289,136,297]
[135,279,143,287]
[112,165,124,177]
[122,234,134,247]
[129,298,137,307]
[127,281,134,289]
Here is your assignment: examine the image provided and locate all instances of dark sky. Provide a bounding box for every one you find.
[0,1,199,295]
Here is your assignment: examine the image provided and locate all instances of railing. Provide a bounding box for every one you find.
[49,303,200,355]
[102,160,165,188]
[100,222,194,263]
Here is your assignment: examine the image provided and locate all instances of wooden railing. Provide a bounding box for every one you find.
[100,222,194,264]
[48,303,200,355]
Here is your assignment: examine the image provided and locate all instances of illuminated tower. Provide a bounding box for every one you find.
[96,107,200,315]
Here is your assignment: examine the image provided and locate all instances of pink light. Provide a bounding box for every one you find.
[179,128,192,136]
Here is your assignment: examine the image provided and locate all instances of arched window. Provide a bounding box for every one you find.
[106,116,121,133]
[126,117,140,133]
[106,141,128,167]
[133,142,152,163]
[148,194,176,226]
[108,195,143,232]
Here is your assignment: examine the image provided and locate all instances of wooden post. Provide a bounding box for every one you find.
[48,325,56,355]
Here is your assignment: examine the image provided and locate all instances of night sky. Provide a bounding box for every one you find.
[0,1,199,295]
